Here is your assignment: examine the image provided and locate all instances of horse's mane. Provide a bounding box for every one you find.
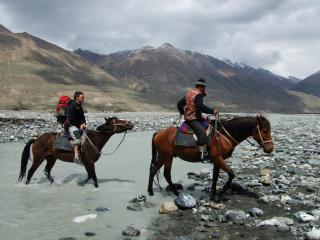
[216,115,270,142]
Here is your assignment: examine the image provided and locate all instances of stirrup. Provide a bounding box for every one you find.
[198,145,208,160]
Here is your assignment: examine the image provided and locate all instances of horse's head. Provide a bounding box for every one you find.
[97,117,134,133]
[252,115,274,153]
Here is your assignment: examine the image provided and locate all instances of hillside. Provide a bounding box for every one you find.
[75,44,319,113]
[0,24,163,111]
[292,71,320,97]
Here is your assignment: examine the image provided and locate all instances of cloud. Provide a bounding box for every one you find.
[0,0,319,78]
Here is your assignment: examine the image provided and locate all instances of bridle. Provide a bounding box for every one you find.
[255,124,273,148]
[84,118,132,155]
[215,118,273,150]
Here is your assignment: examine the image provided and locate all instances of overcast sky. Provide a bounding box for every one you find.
[1,0,319,78]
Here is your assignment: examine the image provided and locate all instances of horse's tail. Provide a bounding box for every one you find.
[18,139,35,181]
[150,132,158,171]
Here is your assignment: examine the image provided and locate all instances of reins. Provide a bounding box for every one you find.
[84,119,130,156]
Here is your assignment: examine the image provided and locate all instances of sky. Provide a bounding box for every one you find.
[0,0,319,79]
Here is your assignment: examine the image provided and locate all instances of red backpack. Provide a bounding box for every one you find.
[56,96,71,124]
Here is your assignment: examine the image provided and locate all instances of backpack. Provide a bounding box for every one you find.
[55,95,71,124]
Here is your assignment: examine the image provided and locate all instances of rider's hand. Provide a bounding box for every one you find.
[213,109,219,116]
[80,123,86,130]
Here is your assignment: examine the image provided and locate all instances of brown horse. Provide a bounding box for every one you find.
[148,115,274,201]
[18,117,133,188]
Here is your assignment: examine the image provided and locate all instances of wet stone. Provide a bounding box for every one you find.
[249,207,264,217]
[305,227,320,240]
[94,207,109,212]
[294,211,315,222]
[159,201,178,214]
[127,203,143,211]
[84,232,96,237]
[122,226,140,237]
[225,210,248,225]
[175,193,197,209]
[59,238,76,240]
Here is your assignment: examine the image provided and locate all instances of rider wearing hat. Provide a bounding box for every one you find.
[177,78,218,159]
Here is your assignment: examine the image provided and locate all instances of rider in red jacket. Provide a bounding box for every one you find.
[177,78,218,159]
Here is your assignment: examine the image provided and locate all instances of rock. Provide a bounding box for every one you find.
[204,222,216,228]
[257,218,290,231]
[130,194,147,203]
[187,185,195,191]
[280,195,292,204]
[294,211,315,222]
[312,210,320,220]
[127,203,143,211]
[94,207,109,212]
[260,168,272,176]
[273,217,294,226]
[305,227,320,240]
[249,207,264,217]
[84,232,96,237]
[209,203,225,210]
[225,210,248,225]
[159,201,178,214]
[258,195,279,204]
[122,226,140,237]
[59,238,76,240]
[259,175,272,186]
[166,183,183,192]
[199,168,211,179]
[174,193,197,209]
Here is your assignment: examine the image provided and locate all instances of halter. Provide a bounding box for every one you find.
[85,119,131,155]
[215,118,273,150]
[255,124,273,147]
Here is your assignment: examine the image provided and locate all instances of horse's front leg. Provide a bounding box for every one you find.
[217,156,234,197]
[84,161,98,188]
[211,163,220,201]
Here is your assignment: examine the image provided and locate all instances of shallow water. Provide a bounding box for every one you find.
[0,131,210,240]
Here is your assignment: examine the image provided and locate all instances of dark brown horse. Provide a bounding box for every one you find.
[18,117,133,187]
[148,115,274,201]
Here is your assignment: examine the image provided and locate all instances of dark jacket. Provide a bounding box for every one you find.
[66,100,86,128]
[177,92,213,120]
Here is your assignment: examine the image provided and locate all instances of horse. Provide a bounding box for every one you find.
[147,115,274,201]
[18,117,133,188]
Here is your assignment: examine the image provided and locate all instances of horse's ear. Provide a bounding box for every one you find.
[104,117,108,122]
[256,115,261,123]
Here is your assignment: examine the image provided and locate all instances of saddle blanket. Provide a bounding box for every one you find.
[53,133,85,152]
[175,126,212,147]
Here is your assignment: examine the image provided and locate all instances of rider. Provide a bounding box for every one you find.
[65,91,86,165]
[177,78,218,160]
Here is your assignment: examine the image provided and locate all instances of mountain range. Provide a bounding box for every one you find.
[1,24,319,113]
[74,44,320,113]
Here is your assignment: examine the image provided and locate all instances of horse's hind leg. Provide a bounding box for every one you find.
[163,157,179,196]
[148,157,164,196]
[211,163,220,201]
[26,157,45,184]
[44,157,56,184]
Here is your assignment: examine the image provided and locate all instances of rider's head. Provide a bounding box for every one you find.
[195,78,206,93]
[74,91,84,104]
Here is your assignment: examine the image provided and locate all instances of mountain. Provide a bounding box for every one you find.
[0,25,164,111]
[75,43,319,113]
[292,71,320,97]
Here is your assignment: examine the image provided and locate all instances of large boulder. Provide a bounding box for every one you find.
[174,193,197,209]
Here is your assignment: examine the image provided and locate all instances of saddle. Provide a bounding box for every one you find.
[175,120,212,147]
[53,133,86,152]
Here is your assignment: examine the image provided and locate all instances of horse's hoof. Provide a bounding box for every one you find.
[148,190,154,196]
[94,183,99,188]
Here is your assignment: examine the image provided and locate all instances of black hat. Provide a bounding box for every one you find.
[195,78,206,87]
